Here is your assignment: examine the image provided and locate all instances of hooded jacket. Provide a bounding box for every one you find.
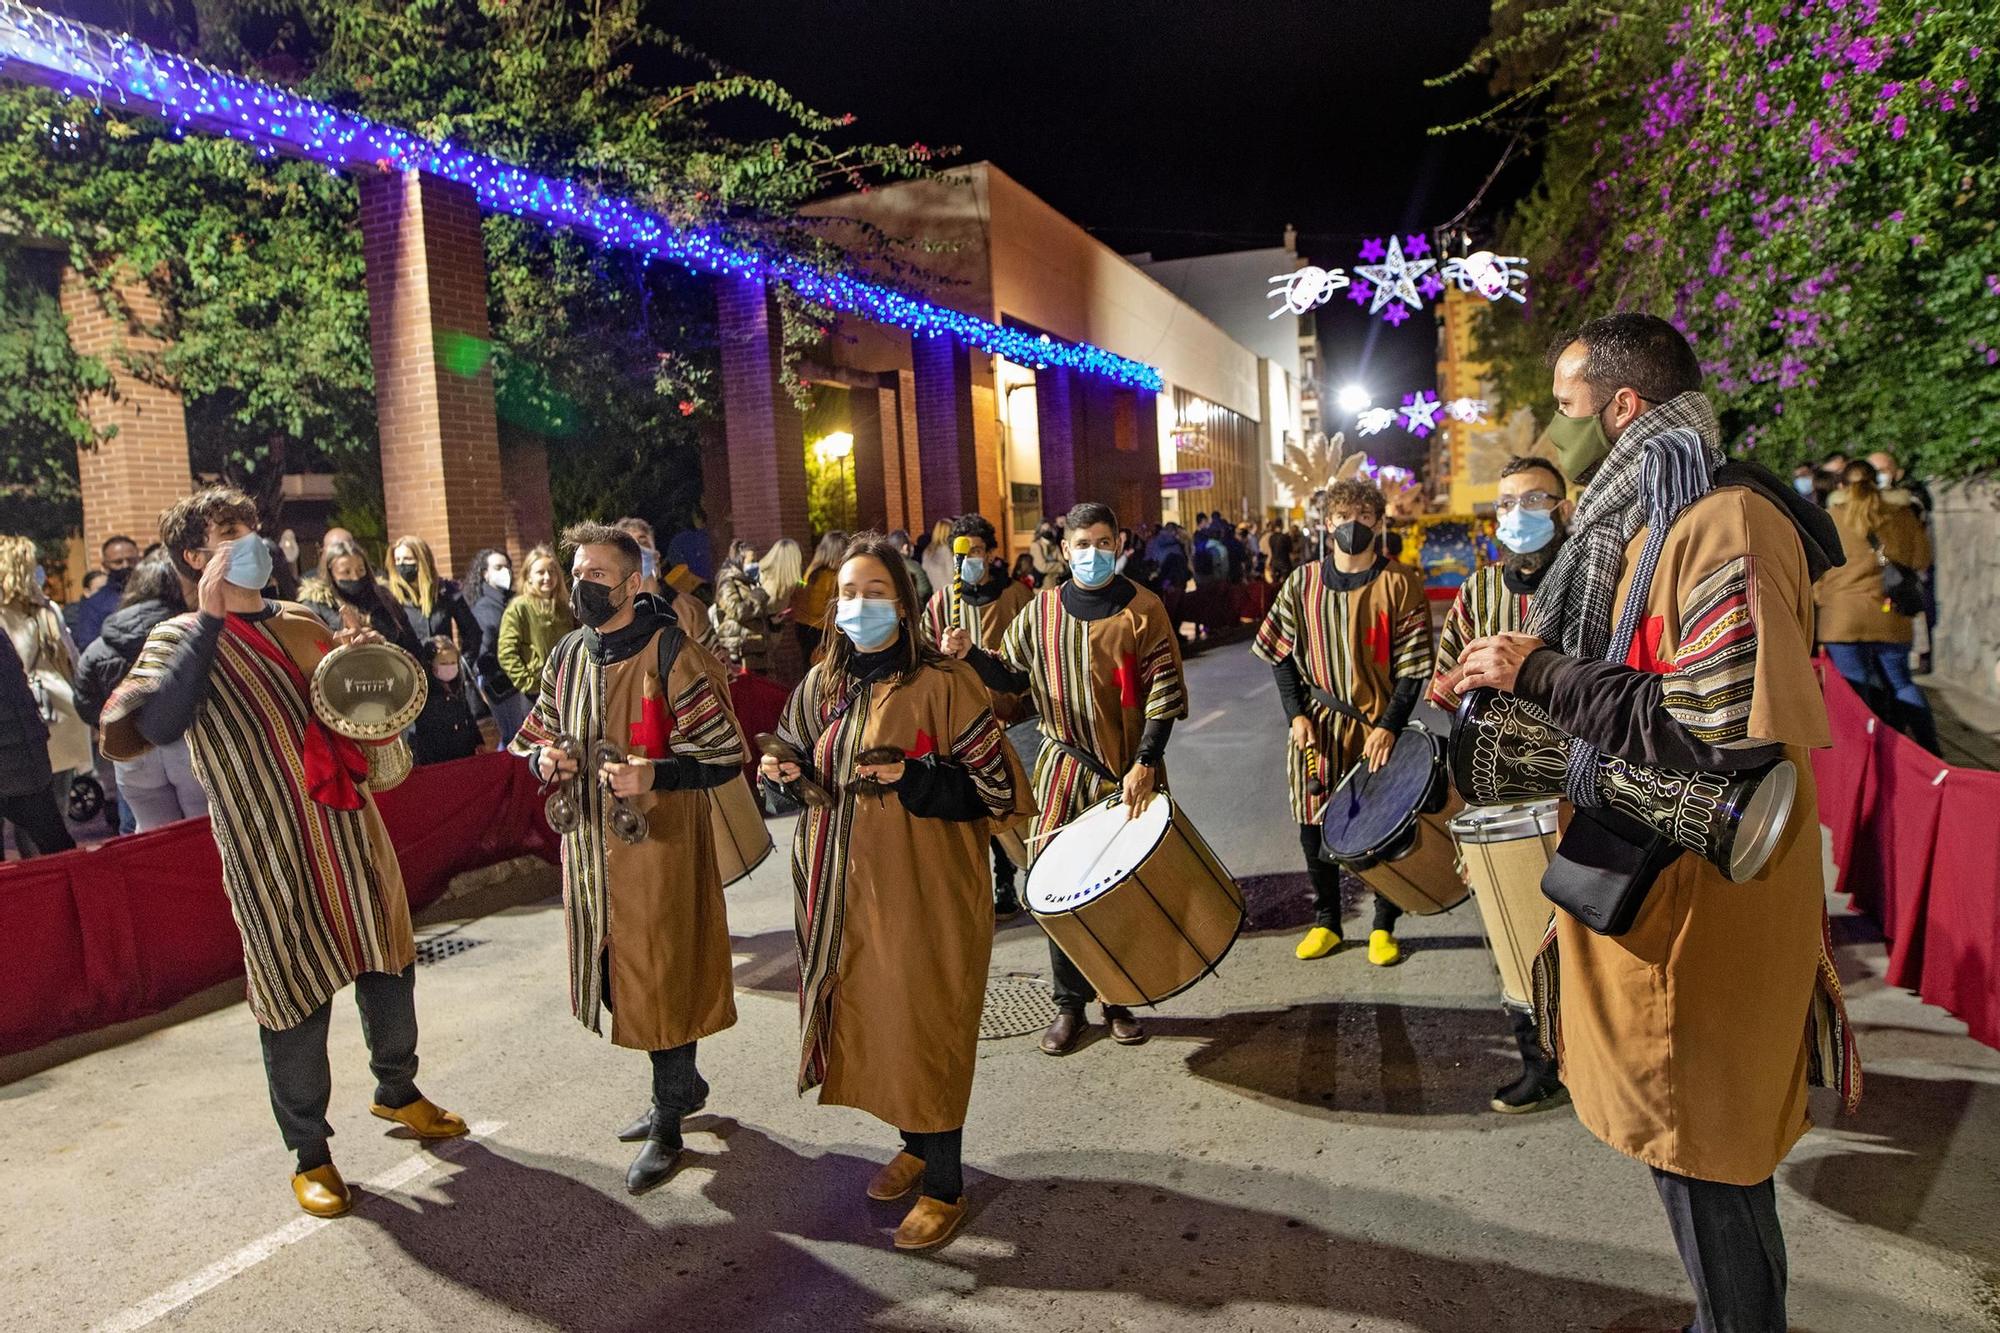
[75,597,181,727]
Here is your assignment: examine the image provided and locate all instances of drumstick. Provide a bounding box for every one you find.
[951,535,973,630]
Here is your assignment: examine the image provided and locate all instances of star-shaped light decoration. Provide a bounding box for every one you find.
[1355,407,1399,437]
[1445,396,1489,423]
[1382,304,1410,327]
[1346,279,1373,307]
[1354,235,1438,321]
[1418,272,1446,300]
[1400,391,1444,438]
[1358,237,1388,263]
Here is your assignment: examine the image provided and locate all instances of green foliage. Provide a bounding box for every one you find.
[0,245,105,545]
[1440,0,2000,482]
[0,0,939,539]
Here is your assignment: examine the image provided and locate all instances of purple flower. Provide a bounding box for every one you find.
[1890,114,1908,137]
[1880,81,1901,98]
[1753,22,1777,46]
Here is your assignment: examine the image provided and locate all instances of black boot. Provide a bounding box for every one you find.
[625,1136,681,1194]
[1491,1007,1567,1114]
[993,840,1021,919]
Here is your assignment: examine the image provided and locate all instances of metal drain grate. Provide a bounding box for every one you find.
[414,935,486,966]
[979,976,1059,1040]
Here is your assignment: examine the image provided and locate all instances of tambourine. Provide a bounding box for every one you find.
[754,732,830,807]
[309,641,426,793]
[850,745,906,798]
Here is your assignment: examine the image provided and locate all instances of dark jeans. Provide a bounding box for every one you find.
[1824,640,1939,753]
[1,783,74,858]
[258,965,422,1168]
[1050,938,1095,1010]
[1652,1168,1787,1333]
[899,1127,964,1202]
[647,1042,708,1148]
[991,837,1017,905]
[1297,823,1402,933]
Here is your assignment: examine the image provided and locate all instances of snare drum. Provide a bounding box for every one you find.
[708,774,774,887]
[1448,801,1560,1010]
[1319,725,1468,916]
[1026,793,1244,1007]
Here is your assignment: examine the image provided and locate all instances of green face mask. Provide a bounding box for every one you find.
[1546,405,1614,484]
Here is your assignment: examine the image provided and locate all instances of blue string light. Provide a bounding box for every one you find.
[0,1,1163,390]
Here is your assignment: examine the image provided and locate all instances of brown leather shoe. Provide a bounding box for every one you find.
[291,1164,353,1218]
[370,1095,469,1140]
[1105,1006,1147,1045]
[1039,1008,1084,1055]
[893,1195,967,1251]
[866,1151,926,1201]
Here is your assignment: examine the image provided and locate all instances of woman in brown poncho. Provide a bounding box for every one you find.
[761,534,1031,1253]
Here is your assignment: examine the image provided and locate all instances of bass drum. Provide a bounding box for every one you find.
[1026,792,1243,1007]
[708,774,774,887]
[1449,801,1560,1010]
[1319,724,1467,916]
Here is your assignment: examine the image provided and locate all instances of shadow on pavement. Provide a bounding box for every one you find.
[358,1121,1697,1332]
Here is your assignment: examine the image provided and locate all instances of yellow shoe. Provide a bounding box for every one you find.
[1294,926,1342,960]
[1367,929,1402,967]
[866,1151,926,1201]
[291,1164,353,1218]
[370,1096,469,1141]
[893,1195,968,1251]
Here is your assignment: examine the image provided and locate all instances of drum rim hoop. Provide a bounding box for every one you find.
[1320,726,1438,862]
[310,642,427,739]
[1447,799,1562,842]
[1023,790,1178,914]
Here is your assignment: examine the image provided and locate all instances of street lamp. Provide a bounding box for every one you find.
[812,432,855,529]
[1336,384,1370,414]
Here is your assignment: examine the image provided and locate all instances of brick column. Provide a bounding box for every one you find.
[848,379,900,533]
[499,434,555,561]
[912,333,980,525]
[59,268,192,555]
[1034,367,1084,521]
[715,277,809,548]
[892,368,923,534]
[360,169,508,577]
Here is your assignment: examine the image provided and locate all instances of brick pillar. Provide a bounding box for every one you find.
[1034,367,1084,521]
[893,368,923,534]
[849,380,899,533]
[499,434,554,561]
[698,415,735,559]
[360,169,508,577]
[912,333,980,525]
[715,277,809,548]
[59,268,192,555]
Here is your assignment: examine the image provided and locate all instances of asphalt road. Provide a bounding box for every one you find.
[3,640,1996,1332]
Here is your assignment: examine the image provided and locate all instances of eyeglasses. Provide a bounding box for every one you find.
[1493,491,1561,515]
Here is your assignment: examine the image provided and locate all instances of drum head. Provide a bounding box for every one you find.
[1025,793,1173,915]
[1448,799,1561,844]
[1321,727,1437,861]
[312,643,427,739]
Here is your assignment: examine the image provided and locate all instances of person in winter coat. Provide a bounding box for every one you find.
[303,542,426,658]
[711,540,773,672]
[0,535,89,833]
[0,611,73,858]
[74,554,211,831]
[408,637,482,766]
[386,536,482,660]
[498,545,576,697]
[1817,461,1939,753]
[463,547,528,744]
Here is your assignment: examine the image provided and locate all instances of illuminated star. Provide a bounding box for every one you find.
[1356,407,1398,436]
[1346,279,1373,306]
[1358,237,1388,263]
[1419,272,1446,300]
[1404,233,1431,259]
[1400,391,1444,438]
[1354,235,1437,318]
[1382,303,1410,326]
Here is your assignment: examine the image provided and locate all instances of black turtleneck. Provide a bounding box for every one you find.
[1059,574,1138,621]
[583,595,736,793]
[1271,556,1421,735]
[957,571,1007,607]
[1319,554,1385,592]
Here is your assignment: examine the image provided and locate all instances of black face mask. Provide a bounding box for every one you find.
[394,562,419,582]
[105,566,132,589]
[1333,521,1377,556]
[572,577,627,629]
[334,577,373,602]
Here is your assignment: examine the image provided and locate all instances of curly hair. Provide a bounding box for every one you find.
[159,486,260,581]
[1323,478,1386,521]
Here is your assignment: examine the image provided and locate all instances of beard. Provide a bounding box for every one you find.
[1501,528,1566,591]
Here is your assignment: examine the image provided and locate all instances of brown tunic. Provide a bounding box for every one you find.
[781,656,1033,1132]
[513,621,745,1052]
[1552,487,1840,1184]
[920,576,1035,723]
[1814,496,1930,644]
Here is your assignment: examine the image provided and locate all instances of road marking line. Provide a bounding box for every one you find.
[1245,680,1275,697]
[1183,708,1227,732]
[95,1120,504,1333]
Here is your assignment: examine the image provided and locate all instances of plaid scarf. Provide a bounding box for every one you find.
[1524,390,1724,805]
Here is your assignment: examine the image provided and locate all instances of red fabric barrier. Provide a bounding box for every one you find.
[0,751,555,1056]
[1811,662,2000,1049]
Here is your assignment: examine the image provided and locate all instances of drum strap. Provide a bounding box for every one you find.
[1306,683,1377,730]
[1044,735,1122,786]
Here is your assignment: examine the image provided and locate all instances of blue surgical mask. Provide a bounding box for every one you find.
[834,596,900,650]
[1792,475,1815,497]
[225,537,273,591]
[958,555,986,585]
[1496,507,1556,555]
[640,548,657,579]
[743,562,760,582]
[1875,470,1893,489]
[1069,546,1116,588]
[31,563,45,590]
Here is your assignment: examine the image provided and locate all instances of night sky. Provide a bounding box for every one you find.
[662,0,1527,467]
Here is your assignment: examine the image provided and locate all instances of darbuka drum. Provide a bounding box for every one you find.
[1449,801,1561,1010]
[309,641,426,793]
[1026,793,1244,1007]
[708,774,773,886]
[1319,725,1468,915]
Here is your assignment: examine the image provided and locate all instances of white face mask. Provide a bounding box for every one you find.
[489,567,512,592]
[1875,470,1893,489]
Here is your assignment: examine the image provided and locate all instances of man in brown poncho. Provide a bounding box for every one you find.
[1453,314,1859,1333]
[513,523,748,1195]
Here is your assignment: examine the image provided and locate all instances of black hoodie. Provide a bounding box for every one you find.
[74,597,182,726]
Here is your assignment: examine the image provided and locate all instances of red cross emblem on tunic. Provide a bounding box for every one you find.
[1362,611,1391,667]
[627,694,673,758]
[1625,615,1674,675]
[907,728,937,760]
[1114,652,1140,709]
